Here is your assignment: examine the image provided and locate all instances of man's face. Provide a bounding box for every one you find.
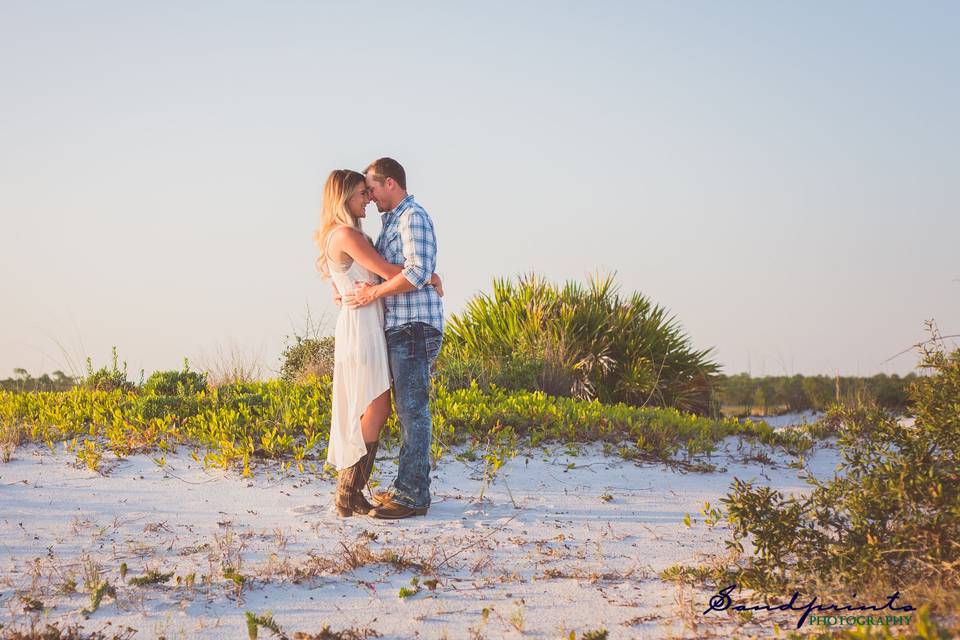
[365,174,390,213]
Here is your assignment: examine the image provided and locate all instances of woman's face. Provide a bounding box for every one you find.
[346,182,371,219]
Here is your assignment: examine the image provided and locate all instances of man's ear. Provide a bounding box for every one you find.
[384,177,396,190]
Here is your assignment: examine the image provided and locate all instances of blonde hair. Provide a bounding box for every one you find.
[313,169,366,278]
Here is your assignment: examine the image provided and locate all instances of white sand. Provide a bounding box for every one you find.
[0,433,840,639]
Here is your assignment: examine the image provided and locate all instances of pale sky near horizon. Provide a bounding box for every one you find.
[2,1,958,379]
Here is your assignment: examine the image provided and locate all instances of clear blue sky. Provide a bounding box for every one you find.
[2,1,957,378]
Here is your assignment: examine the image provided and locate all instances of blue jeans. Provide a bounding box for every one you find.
[385,321,443,509]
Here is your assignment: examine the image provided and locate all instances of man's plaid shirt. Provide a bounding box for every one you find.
[375,194,444,333]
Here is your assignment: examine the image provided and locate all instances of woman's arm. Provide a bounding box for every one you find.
[338,228,442,295]
[336,228,404,280]
[332,228,443,301]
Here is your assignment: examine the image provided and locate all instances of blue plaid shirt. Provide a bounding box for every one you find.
[375,194,444,333]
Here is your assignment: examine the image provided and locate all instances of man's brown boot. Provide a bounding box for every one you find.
[371,490,393,506]
[369,498,428,519]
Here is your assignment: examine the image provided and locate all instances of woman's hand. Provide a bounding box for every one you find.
[430,272,444,297]
[343,281,379,308]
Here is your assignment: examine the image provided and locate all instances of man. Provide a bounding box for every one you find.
[343,157,443,519]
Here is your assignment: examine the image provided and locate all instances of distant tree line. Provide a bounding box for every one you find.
[716,372,917,415]
[1,368,77,392]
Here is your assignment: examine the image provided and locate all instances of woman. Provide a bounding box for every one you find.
[314,169,442,517]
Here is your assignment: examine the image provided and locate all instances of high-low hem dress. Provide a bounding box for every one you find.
[325,249,391,471]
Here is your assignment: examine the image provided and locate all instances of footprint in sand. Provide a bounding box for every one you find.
[289,504,327,515]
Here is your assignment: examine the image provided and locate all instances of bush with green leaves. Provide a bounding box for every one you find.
[280,336,335,382]
[441,273,721,414]
[82,347,136,392]
[142,359,207,396]
[716,332,959,602]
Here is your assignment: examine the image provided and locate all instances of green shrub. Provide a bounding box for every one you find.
[82,347,135,392]
[442,273,721,414]
[131,394,202,421]
[142,359,207,396]
[280,336,335,382]
[717,331,960,601]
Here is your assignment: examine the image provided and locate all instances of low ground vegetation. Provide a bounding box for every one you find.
[0,374,812,476]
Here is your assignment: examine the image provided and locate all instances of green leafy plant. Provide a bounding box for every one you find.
[142,358,207,396]
[245,610,288,639]
[710,327,959,620]
[280,336,335,383]
[83,347,135,392]
[81,580,115,617]
[398,576,421,599]
[224,565,248,600]
[441,273,721,414]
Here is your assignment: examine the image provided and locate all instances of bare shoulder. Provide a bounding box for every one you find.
[329,225,363,250]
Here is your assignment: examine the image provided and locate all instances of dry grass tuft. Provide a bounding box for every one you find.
[1,418,26,463]
[196,341,265,387]
[0,621,138,639]
[292,624,381,639]
[260,539,439,585]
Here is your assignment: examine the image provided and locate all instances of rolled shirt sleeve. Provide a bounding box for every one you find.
[398,209,437,289]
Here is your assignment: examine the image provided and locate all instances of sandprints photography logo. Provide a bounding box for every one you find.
[703,584,916,629]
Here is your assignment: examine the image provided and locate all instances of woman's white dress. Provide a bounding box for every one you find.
[325,248,392,471]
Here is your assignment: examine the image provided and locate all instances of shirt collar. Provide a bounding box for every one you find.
[382,194,415,220]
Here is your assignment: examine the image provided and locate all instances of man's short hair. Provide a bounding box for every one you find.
[364,157,406,190]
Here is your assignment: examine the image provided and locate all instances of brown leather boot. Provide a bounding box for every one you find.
[369,498,428,519]
[334,451,374,517]
[371,491,393,506]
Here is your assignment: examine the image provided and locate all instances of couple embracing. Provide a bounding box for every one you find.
[313,158,444,520]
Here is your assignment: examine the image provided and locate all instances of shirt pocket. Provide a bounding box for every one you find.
[383,229,403,261]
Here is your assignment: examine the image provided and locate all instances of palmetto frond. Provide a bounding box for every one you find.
[443,272,722,414]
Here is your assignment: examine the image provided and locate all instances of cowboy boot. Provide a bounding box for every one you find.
[334,452,374,517]
[358,440,379,501]
[369,497,428,519]
[363,439,397,506]
[371,490,393,506]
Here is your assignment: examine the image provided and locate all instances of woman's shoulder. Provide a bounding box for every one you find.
[328,225,364,248]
